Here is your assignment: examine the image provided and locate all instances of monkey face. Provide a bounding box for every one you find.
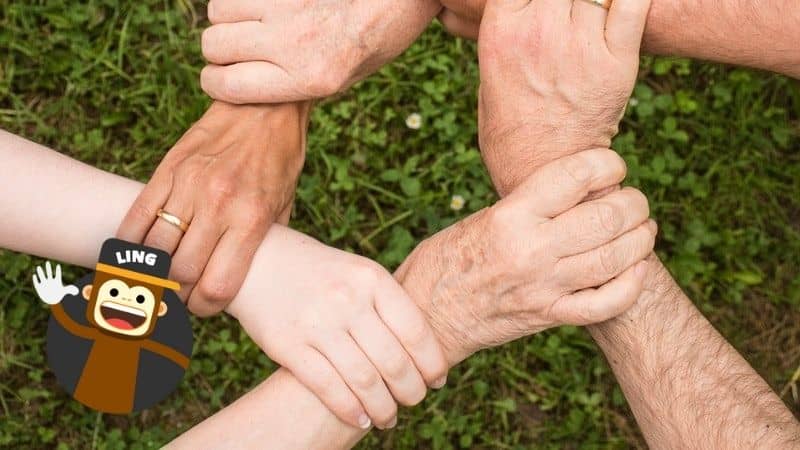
[90,279,167,337]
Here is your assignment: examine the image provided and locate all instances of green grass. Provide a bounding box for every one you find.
[1,1,799,448]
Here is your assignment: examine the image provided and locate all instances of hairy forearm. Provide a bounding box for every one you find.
[442,0,800,78]
[589,257,800,448]
[480,134,800,447]
[0,130,366,448]
[643,0,800,78]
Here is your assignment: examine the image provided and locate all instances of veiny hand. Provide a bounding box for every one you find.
[117,101,309,316]
[477,0,651,196]
[225,232,449,430]
[32,261,78,305]
[199,0,441,103]
[397,149,656,365]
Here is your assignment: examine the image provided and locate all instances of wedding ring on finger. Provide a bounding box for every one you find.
[156,209,190,233]
[578,0,612,10]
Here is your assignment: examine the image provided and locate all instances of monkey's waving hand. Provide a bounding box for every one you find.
[33,261,79,305]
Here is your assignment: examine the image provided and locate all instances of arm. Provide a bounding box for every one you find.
[1,130,654,448]
[440,0,800,79]
[117,101,310,317]
[475,0,800,447]
[0,129,368,448]
[50,303,101,341]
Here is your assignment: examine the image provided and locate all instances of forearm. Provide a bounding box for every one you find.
[589,256,800,448]
[480,126,799,447]
[643,0,800,78]
[0,130,365,448]
[444,0,800,78]
[167,369,363,449]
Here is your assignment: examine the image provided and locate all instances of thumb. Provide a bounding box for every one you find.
[65,285,79,297]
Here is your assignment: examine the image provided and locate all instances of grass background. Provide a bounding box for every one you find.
[1,0,799,448]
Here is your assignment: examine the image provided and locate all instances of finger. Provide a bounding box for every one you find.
[169,211,224,293]
[604,0,652,58]
[202,22,280,65]
[206,0,263,24]
[201,62,296,104]
[189,227,264,316]
[374,280,449,388]
[45,261,53,279]
[555,219,656,290]
[549,259,648,325]
[314,335,398,429]
[571,0,609,36]
[546,187,650,256]
[32,274,39,287]
[284,346,371,430]
[506,148,627,218]
[349,312,428,407]
[55,264,62,283]
[437,9,480,40]
[37,266,46,282]
[143,183,195,256]
[117,169,173,244]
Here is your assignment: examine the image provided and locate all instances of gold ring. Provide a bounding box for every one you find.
[579,0,612,9]
[156,209,190,233]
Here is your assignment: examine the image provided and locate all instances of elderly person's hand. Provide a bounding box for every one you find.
[117,101,309,316]
[476,0,651,196]
[398,149,656,365]
[199,0,441,103]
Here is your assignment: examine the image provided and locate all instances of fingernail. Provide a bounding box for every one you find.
[358,414,372,430]
[635,260,648,276]
[387,416,398,429]
[431,376,447,389]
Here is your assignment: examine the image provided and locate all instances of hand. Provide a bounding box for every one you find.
[199,0,441,103]
[117,101,309,316]
[225,232,449,430]
[397,149,656,364]
[32,261,78,305]
[477,0,651,196]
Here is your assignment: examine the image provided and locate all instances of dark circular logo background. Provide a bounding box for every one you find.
[46,273,193,413]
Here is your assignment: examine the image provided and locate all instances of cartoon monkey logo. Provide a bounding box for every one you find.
[33,239,192,414]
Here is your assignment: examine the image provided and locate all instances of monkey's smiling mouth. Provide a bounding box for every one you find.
[100,301,147,330]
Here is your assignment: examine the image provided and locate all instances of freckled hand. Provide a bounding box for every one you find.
[32,261,79,305]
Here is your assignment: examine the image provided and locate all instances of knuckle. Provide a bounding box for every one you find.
[486,202,518,236]
[171,259,204,285]
[236,204,270,234]
[205,176,237,204]
[561,153,594,186]
[383,353,410,380]
[305,63,348,98]
[597,243,623,277]
[626,188,650,216]
[352,366,381,390]
[594,202,624,235]
[197,276,237,306]
[349,261,384,289]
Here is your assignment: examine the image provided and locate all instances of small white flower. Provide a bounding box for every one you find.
[450,194,465,211]
[405,113,422,130]
[628,97,639,107]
